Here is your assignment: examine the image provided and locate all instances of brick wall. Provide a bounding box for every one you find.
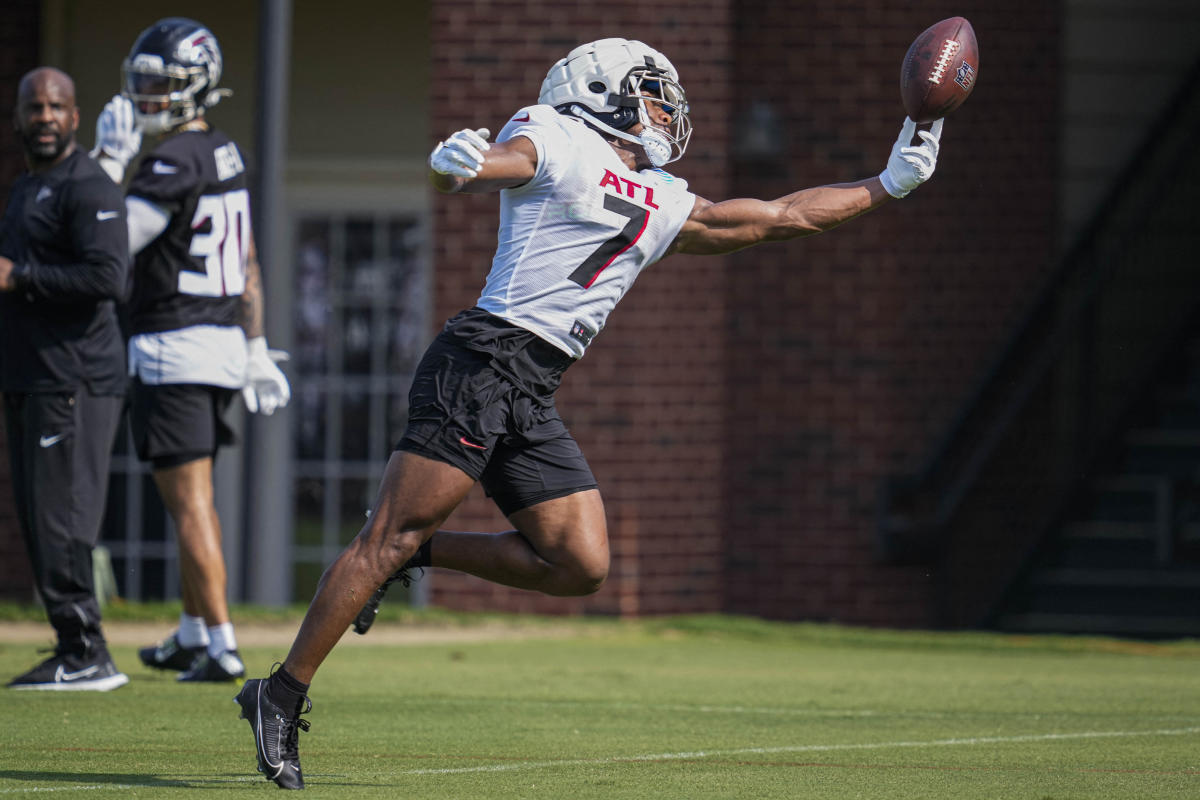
[428,1,1061,626]
[0,0,40,601]
[723,1,1060,626]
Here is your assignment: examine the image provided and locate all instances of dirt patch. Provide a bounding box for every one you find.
[0,620,581,648]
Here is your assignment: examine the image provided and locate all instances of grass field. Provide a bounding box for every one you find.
[2,608,1199,798]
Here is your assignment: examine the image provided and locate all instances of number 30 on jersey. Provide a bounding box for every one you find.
[183,188,250,297]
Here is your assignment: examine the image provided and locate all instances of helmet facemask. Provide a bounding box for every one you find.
[122,56,226,134]
[622,68,691,167]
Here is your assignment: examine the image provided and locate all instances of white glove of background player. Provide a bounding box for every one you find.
[90,95,142,169]
[242,336,291,415]
[879,117,943,199]
[429,128,491,178]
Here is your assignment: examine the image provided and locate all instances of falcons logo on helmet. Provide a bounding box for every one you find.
[177,30,222,81]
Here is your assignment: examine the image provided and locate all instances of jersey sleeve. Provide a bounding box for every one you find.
[496,104,572,191]
[127,148,198,211]
[640,170,696,267]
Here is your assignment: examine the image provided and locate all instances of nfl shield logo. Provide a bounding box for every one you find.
[955,61,976,92]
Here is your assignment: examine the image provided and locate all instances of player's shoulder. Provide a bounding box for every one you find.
[640,166,691,195]
[134,128,245,195]
[61,150,125,204]
[499,104,582,140]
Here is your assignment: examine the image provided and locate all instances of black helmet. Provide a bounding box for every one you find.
[122,17,230,134]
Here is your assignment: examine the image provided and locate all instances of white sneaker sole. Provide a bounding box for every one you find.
[10,672,130,692]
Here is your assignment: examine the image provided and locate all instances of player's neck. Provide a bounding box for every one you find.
[177,118,210,134]
[608,140,645,171]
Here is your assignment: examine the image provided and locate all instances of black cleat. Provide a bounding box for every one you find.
[8,650,129,692]
[235,677,310,790]
[139,633,203,671]
[352,567,420,635]
[179,649,245,682]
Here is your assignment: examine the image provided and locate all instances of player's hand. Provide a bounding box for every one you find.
[90,95,142,168]
[879,117,943,199]
[242,336,291,415]
[429,128,491,178]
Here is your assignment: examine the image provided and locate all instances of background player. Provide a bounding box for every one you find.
[92,18,291,683]
[0,67,130,691]
[236,38,942,788]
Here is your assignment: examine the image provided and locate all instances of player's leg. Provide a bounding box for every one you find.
[132,381,239,677]
[153,457,230,626]
[239,448,474,789]
[281,450,476,681]
[428,488,609,595]
[6,390,127,691]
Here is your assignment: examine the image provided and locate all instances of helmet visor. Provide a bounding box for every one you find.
[122,62,200,106]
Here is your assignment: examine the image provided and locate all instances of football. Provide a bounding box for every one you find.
[900,17,979,123]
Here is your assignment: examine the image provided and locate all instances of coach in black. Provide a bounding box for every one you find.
[0,68,130,691]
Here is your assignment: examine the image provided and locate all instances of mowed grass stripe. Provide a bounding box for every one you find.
[402,726,1200,775]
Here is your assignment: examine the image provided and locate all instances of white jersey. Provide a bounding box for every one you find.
[476,104,696,358]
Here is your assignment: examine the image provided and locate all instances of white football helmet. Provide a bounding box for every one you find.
[539,38,692,167]
[122,17,231,135]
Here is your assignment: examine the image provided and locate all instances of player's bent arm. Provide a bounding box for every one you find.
[668,177,891,257]
[429,135,538,195]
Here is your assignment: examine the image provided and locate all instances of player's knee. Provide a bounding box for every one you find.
[357,519,428,574]
[556,553,609,596]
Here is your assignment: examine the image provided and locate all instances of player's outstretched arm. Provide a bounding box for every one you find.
[428,127,537,194]
[670,179,890,256]
[669,117,942,257]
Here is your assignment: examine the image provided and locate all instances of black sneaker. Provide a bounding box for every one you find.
[179,649,245,683]
[8,650,129,692]
[139,633,203,671]
[235,677,310,790]
[352,566,421,635]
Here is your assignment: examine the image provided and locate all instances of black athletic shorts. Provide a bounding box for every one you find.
[129,379,236,469]
[397,307,597,516]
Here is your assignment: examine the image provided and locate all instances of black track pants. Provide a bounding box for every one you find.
[3,388,122,658]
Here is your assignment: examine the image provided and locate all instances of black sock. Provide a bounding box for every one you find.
[408,539,432,569]
[267,665,310,714]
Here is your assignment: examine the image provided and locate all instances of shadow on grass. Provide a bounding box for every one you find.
[0,769,384,789]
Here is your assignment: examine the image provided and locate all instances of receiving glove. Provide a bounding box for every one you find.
[90,95,142,169]
[242,336,291,415]
[879,117,944,199]
[429,128,491,178]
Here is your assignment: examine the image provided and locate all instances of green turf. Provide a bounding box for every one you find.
[3,613,1199,798]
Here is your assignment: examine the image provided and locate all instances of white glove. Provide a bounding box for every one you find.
[879,117,943,199]
[90,95,142,168]
[429,128,491,178]
[242,336,291,415]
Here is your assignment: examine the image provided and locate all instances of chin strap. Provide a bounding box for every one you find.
[569,105,671,168]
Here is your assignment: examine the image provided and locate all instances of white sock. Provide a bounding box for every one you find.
[207,623,237,658]
[177,614,210,649]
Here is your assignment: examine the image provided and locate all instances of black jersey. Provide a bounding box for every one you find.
[0,148,129,393]
[126,128,251,335]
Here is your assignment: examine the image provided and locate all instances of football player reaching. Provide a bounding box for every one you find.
[236,38,942,789]
[92,18,290,685]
